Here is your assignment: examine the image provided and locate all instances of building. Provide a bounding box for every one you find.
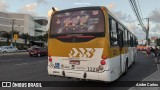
[0,11,48,36]
[150,37,158,47]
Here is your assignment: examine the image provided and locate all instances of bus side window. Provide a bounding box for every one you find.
[130,35,133,47]
[118,23,124,47]
[109,17,118,46]
[128,31,131,47]
[124,29,128,46]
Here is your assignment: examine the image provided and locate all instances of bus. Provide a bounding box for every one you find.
[48,6,138,82]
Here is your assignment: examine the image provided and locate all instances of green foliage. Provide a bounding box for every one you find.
[20,33,30,45]
[1,32,11,43]
[34,32,48,43]
[156,38,160,46]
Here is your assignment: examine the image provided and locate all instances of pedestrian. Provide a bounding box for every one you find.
[154,46,159,57]
[157,53,160,64]
[146,47,151,55]
[150,47,155,57]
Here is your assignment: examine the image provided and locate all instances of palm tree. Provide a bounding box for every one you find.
[21,33,30,45]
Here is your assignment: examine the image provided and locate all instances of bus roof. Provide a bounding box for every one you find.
[51,6,137,39]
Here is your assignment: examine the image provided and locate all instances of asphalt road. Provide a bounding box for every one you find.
[0,51,158,90]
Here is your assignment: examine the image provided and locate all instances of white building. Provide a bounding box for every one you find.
[0,11,48,36]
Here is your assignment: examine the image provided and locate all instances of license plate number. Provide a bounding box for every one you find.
[70,60,80,65]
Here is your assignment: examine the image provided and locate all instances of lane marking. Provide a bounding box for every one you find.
[38,60,47,63]
[0,59,22,62]
[15,63,28,66]
[15,60,47,66]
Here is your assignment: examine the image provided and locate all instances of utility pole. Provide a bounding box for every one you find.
[11,19,15,46]
[145,18,149,45]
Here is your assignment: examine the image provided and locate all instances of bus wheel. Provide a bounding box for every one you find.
[123,60,128,76]
[133,55,136,65]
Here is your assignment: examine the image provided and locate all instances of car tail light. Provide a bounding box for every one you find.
[49,57,52,62]
[100,60,106,65]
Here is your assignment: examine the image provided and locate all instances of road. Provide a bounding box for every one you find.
[0,52,158,90]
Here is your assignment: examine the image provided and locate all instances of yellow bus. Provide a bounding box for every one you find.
[48,6,138,82]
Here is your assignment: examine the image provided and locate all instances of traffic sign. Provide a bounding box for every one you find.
[14,34,18,40]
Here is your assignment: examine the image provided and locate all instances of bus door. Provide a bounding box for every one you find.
[118,30,124,74]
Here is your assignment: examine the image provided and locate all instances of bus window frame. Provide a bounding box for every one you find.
[118,23,124,47]
[49,7,106,38]
[109,15,118,47]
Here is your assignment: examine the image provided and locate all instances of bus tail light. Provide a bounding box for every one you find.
[100,60,106,65]
[49,57,52,62]
[102,54,107,59]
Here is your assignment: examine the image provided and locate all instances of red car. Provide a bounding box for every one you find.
[29,47,48,57]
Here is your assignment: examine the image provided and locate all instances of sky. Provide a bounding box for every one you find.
[0,0,160,40]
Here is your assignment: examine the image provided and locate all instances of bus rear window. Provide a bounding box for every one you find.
[50,9,104,36]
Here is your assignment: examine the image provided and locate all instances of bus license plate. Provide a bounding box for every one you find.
[70,60,80,65]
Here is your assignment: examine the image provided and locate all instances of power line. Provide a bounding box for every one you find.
[129,0,147,32]
[136,0,143,19]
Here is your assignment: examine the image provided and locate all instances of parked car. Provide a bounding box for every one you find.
[28,47,48,57]
[0,46,18,53]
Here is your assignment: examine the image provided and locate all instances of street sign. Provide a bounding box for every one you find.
[14,34,18,40]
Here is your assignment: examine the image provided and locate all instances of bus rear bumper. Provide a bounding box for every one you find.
[48,66,113,82]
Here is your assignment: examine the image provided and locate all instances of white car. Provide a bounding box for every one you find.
[0,46,18,53]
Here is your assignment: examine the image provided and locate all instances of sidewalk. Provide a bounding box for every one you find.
[129,55,160,90]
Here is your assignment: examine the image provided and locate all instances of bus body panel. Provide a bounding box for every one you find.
[48,6,137,82]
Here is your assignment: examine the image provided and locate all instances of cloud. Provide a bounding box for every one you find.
[149,32,160,38]
[150,24,160,33]
[36,0,48,4]
[113,11,135,23]
[21,3,37,11]
[0,0,9,11]
[18,3,38,16]
[18,0,48,16]
[149,8,160,23]
[107,3,116,10]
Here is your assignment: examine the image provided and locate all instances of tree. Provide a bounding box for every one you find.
[43,32,48,43]
[34,32,48,43]
[147,39,151,46]
[156,38,160,46]
[21,33,30,45]
[0,30,19,44]
[29,36,36,41]
[1,32,11,43]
